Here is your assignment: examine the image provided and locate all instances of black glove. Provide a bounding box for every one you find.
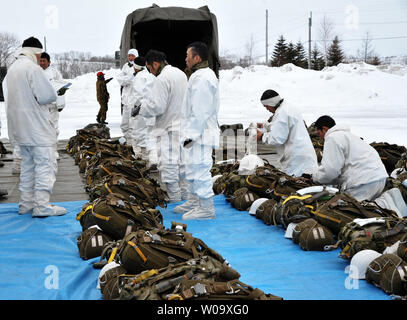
[183,139,194,149]
[131,105,141,117]
[105,78,113,84]
[57,87,69,96]
[301,173,312,180]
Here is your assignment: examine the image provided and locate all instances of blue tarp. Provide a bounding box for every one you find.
[0,196,391,300]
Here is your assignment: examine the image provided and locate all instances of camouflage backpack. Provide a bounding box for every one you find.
[229,187,260,211]
[88,173,167,209]
[301,192,399,235]
[114,225,227,275]
[338,217,407,260]
[117,255,242,301]
[82,193,164,240]
[366,254,407,296]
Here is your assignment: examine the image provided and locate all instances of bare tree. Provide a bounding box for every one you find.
[358,31,375,63]
[245,34,255,66]
[319,15,334,67]
[0,32,20,67]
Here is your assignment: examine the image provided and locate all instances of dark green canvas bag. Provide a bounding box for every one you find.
[77,226,113,260]
[223,173,249,198]
[366,254,407,296]
[292,219,335,251]
[370,142,407,174]
[100,265,128,300]
[115,226,227,275]
[246,165,314,199]
[88,173,167,209]
[230,187,260,211]
[86,158,149,188]
[255,198,279,226]
[90,193,164,240]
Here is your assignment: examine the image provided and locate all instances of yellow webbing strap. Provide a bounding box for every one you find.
[167,294,184,301]
[101,165,112,175]
[128,241,147,263]
[87,151,96,156]
[245,176,263,189]
[283,195,312,206]
[306,205,341,224]
[104,183,114,195]
[107,247,118,264]
[132,269,159,285]
[76,205,93,221]
[93,212,110,221]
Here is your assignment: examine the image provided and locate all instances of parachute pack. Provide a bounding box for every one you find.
[66,123,281,301]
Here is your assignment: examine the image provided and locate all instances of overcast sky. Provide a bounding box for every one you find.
[1,0,407,60]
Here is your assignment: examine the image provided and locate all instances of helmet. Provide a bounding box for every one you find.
[350,250,382,280]
[238,155,264,175]
[249,198,269,216]
[97,72,104,77]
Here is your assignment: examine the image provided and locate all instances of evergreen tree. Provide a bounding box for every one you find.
[327,36,345,66]
[294,41,308,68]
[311,43,325,70]
[271,35,287,67]
[285,42,297,64]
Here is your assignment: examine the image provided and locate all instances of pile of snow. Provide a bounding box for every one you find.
[1,62,406,147]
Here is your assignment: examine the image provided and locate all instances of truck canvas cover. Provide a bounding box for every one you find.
[119,4,220,77]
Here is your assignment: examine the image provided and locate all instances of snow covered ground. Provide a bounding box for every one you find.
[1,62,406,146]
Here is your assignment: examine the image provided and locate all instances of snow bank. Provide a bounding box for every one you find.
[1,62,406,146]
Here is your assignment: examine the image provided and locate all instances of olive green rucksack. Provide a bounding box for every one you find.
[366,254,407,296]
[118,256,242,301]
[229,187,260,211]
[88,173,167,209]
[86,158,149,189]
[77,226,113,260]
[292,218,335,251]
[88,193,164,240]
[115,225,227,275]
[223,173,249,198]
[338,218,407,260]
[100,265,128,300]
[370,142,407,175]
[302,193,399,235]
[246,165,314,200]
[255,198,279,226]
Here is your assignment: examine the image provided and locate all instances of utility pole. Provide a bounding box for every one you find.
[308,11,312,69]
[266,10,269,65]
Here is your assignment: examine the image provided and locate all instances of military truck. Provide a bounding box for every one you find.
[119,4,220,77]
[0,67,6,102]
